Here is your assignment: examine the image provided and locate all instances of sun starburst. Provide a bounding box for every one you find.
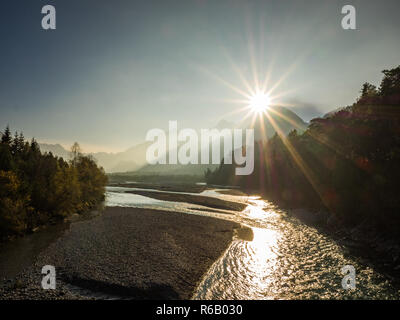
[248,91,271,114]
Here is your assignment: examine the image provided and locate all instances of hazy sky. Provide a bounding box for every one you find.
[1,0,399,152]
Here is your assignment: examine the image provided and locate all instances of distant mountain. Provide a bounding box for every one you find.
[90,142,151,173]
[215,119,235,130]
[38,107,307,174]
[39,143,71,160]
[38,142,148,173]
[136,107,307,175]
[136,120,238,176]
[241,106,308,141]
[284,99,324,121]
[135,141,220,176]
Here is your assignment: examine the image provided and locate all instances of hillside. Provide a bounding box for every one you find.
[206,65,400,235]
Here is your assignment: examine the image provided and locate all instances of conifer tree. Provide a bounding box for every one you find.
[1,125,12,145]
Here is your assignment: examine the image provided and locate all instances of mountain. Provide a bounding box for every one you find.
[136,107,307,174]
[38,142,149,173]
[135,141,220,176]
[39,143,71,160]
[215,119,235,130]
[241,106,308,141]
[90,142,151,173]
[38,107,307,174]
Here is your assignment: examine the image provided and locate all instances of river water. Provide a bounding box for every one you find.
[1,186,399,299]
[106,187,400,299]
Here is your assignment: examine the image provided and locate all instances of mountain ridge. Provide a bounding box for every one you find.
[39,106,309,174]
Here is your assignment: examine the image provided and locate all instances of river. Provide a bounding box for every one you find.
[1,186,399,299]
[106,186,400,299]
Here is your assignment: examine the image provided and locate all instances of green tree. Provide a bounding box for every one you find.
[0,170,30,237]
[0,127,108,239]
[1,125,12,145]
[70,142,82,167]
[360,82,378,99]
[379,65,400,97]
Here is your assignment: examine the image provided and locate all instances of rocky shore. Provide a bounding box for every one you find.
[0,207,243,300]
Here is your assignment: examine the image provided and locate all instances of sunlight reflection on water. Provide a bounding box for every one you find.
[192,195,400,300]
[192,199,283,300]
[106,187,400,300]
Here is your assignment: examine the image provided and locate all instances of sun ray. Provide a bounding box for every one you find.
[243,8,263,93]
[222,48,256,97]
[267,107,306,132]
[214,98,253,105]
[268,87,302,102]
[258,110,267,139]
[264,112,330,209]
[235,109,258,129]
[214,105,254,123]
[249,111,258,129]
[192,63,252,99]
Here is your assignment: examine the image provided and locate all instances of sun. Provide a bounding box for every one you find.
[249,92,271,113]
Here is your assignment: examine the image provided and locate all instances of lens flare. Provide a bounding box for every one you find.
[249,92,271,113]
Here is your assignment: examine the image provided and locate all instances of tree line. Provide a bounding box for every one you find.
[0,131,107,240]
[206,65,400,235]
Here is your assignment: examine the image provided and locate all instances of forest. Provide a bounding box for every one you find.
[205,65,400,235]
[0,133,107,240]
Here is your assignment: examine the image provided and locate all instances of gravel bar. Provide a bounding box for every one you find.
[0,207,243,300]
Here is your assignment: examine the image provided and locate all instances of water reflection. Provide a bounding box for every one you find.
[193,193,400,300]
[192,229,280,299]
[106,187,400,299]
[245,228,280,298]
[192,200,282,300]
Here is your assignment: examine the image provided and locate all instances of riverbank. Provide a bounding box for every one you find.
[0,206,245,300]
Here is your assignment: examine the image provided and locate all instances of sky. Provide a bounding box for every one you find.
[0,0,399,152]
